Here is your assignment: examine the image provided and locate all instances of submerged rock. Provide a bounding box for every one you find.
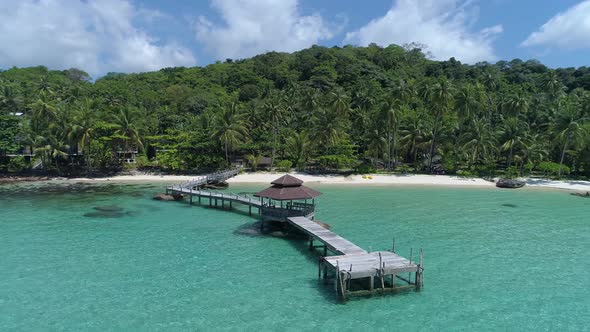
[153,193,184,201]
[93,205,125,212]
[83,211,128,218]
[571,191,590,198]
[502,203,518,208]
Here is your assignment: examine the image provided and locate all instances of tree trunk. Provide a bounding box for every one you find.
[507,144,514,168]
[428,114,441,172]
[224,143,229,163]
[558,139,568,177]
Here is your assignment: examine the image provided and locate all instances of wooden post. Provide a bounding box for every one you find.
[409,247,413,284]
[318,258,322,279]
[189,188,193,204]
[392,237,395,253]
[380,262,385,290]
[323,245,327,256]
[309,237,314,251]
[335,261,340,293]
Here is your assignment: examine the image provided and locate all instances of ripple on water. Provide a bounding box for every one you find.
[1,183,590,330]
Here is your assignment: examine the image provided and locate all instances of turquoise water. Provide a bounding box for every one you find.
[1,182,589,331]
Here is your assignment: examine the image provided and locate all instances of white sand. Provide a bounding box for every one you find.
[67,172,590,192]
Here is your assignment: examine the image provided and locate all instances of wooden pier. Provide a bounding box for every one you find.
[163,171,423,300]
[288,217,423,299]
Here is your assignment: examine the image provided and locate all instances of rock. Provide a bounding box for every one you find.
[93,205,125,212]
[153,193,184,201]
[496,179,525,189]
[571,191,590,198]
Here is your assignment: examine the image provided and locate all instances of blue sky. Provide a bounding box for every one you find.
[1,0,589,77]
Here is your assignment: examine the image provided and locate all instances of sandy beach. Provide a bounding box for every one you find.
[63,172,590,192]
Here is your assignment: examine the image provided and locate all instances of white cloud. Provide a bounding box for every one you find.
[0,0,196,76]
[522,0,590,49]
[344,0,502,63]
[195,0,335,60]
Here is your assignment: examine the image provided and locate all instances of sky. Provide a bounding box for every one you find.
[1,0,589,78]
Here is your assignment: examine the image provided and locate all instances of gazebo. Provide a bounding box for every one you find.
[255,174,321,222]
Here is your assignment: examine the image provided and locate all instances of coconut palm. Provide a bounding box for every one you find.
[423,77,455,171]
[211,103,249,163]
[461,118,496,168]
[286,131,312,170]
[552,102,589,176]
[69,99,96,171]
[498,117,529,168]
[378,98,403,170]
[112,107,144,152]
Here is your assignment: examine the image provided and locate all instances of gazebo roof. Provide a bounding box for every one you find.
[271,174,304,186]
[254,175,321,200]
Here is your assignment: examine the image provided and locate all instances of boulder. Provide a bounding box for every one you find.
[153,193,184,201]
[496,179,525,189]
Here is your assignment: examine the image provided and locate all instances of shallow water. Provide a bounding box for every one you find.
[1,182,589,331]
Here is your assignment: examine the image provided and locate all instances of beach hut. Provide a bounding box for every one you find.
[255,174,321,221]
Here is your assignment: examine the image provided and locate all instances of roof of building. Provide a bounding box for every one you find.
[254,174,321,200]
[270,174,304,186]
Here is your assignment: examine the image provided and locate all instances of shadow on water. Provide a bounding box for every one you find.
[502,203,518,208]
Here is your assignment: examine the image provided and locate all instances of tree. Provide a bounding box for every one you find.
[498,117,529,168]
[552,101,588,177]
[286,131,312,170]
[211,102,249,163]
[423,77,454,171]
[112,107,144,152]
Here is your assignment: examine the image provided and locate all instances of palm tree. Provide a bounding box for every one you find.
[423,77,454,171]
[211,103,249,163]
[552,102,588,177]
[399,110,429,168]
[312,108,345,153]
[286,131,312,170]
[30,91,57,131]
[263,97,284,168]
[461,118,496,168]
[112,107,144,152]
[498,117,529,168]
[69,99,96,171]
[330,89,350,118]
[378,98,403,170]
[503,91,530,118]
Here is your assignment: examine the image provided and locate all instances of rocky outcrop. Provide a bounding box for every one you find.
[571,192,590,198]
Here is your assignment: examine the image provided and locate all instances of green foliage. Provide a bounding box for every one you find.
[1,45,589,179]
[356,163,376,174]
[504,166,521,179]
[275,160,292,172]
[538,161,570,177]
[0,115,22,153]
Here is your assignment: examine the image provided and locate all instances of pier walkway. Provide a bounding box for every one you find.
[163,171,423,300]
[287,217,422,298]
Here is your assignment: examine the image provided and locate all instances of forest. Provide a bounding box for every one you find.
[0,43,589,178]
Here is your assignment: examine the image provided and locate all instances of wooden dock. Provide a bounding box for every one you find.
[162,171,423,300]
[287,216,423,299]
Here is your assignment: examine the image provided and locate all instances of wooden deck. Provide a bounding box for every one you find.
[162,170,423,300]
[287,216,423,299]
[287,217,366,255]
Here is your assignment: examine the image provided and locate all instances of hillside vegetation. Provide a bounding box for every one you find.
[1,44,589,178]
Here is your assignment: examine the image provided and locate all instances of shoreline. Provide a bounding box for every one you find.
[4,172,590,192]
